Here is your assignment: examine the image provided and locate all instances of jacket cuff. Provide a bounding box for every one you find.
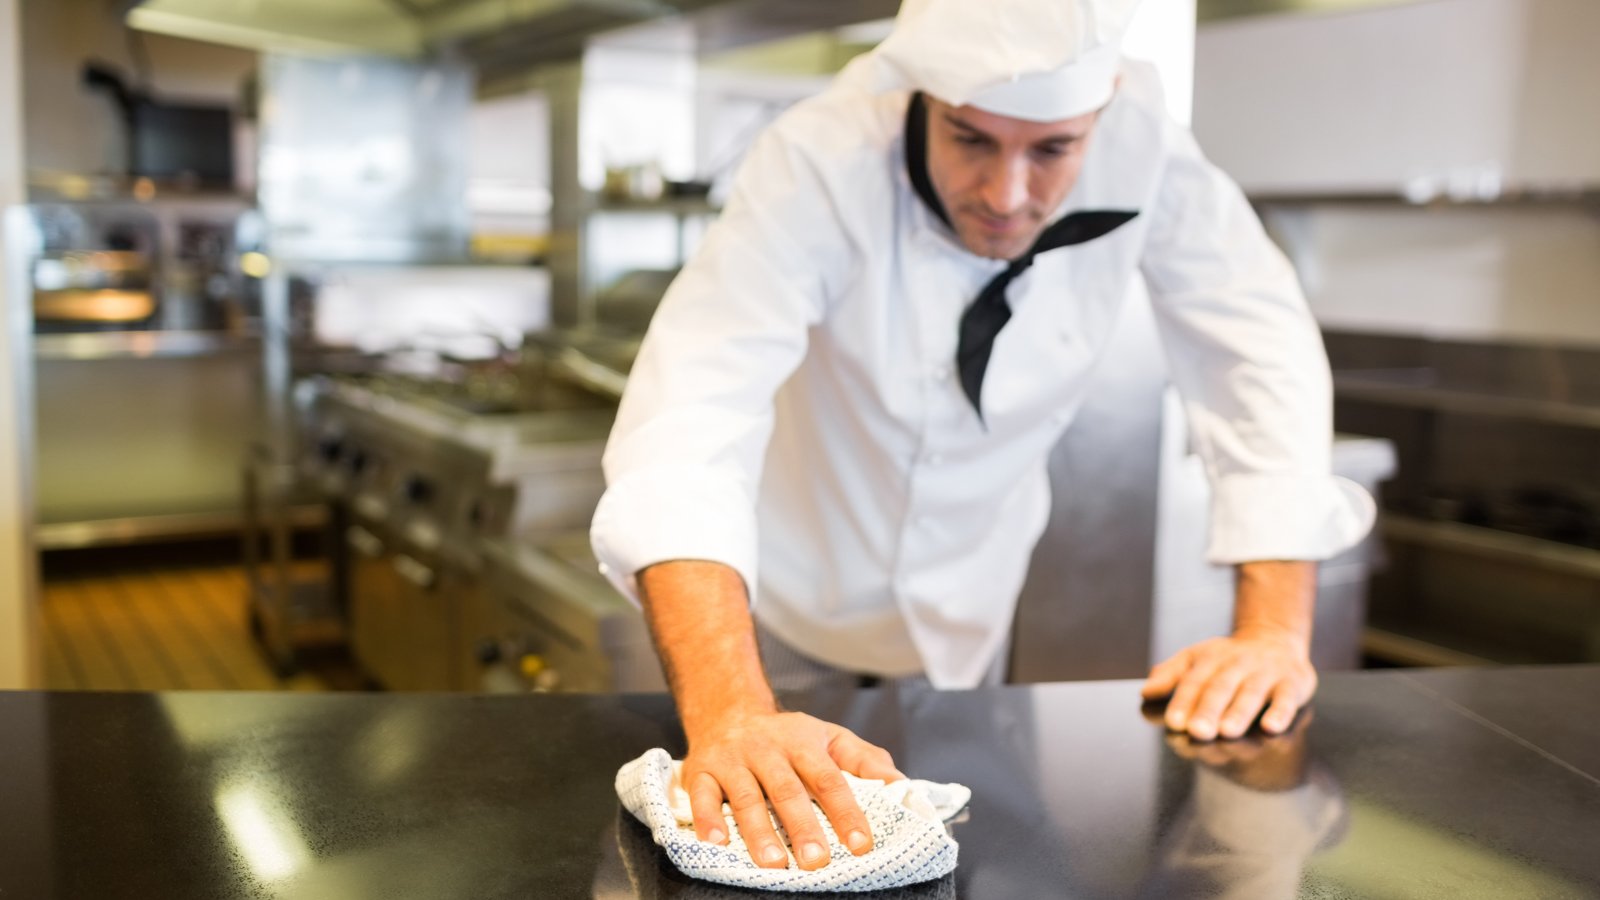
[1206,473,1377,564]
[588,465,760,605]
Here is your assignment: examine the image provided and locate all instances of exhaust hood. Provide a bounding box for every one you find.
[127,0,902,73]
[126,0,427,57]
[126,0,716,60]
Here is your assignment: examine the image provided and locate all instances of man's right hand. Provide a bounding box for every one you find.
[682,710,905,870]
[634,558,904,871]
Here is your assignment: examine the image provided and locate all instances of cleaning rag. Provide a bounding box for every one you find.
[615,748,969,893]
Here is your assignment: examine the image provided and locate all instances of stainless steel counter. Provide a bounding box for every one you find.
[34,330,262,544]
[33,330,258,361]
[1,665,1596,898]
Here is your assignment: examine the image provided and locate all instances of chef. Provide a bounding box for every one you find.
[589,0,1375,873]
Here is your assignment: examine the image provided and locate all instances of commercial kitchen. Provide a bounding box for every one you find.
[0,0,1597,897]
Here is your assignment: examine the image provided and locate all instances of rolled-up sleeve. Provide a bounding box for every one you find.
[1140,127,1376,564]
[590,120,847,603]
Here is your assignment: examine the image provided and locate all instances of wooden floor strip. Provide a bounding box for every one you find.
[43,580,137,691]
[40,561,358,694]
[80,577,187,691]
[123,568,242,691]
[37,592,85,691]
[201,565,355,692]
[165,567,284,691]
[155,568,256,690]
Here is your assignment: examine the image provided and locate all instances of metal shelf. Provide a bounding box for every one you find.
[1361,627,1498,668]
[34,330,259,361]
[37,505,326,551]
[1382,514,1600,581]
[1335,374,1600,431]
[589,196,720,217]
[1250,188,1600,207]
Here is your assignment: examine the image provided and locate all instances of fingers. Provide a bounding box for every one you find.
[1141,647,1193,699]
[720,765,793,869]
[828,730,905,782]
[1153,636,1319,741]
[1217,671,1279,739]
[682,713,903,870]
[1180,664,1249,741]
[688,770,729,845]
[718,768,785,866]
[1260,680,1304,734]
[792,752,873,857]
[1163,655,1222,735]
[749,755,833,870]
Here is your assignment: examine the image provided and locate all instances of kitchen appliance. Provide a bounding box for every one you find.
[19,197,261,551]
[470,534,664,693]
[293,371,622,692]
[30,206,159,330]
[1328,330,1600,665]
[82,62,235,189]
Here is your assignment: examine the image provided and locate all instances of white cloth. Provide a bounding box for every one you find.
[590,57,1377,688]
[871,0,1142,121]
[615,748,969,893]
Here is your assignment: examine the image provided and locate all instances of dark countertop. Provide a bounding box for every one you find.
[2,667,1598,899]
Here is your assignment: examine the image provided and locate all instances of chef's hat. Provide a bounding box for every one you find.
[871,0,1144,122]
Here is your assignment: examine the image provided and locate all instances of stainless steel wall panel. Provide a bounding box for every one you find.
[33,347,258,525]
[257,54,472,264]
[1011,289,1166,683]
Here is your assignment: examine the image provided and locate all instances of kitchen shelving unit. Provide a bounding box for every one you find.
[1330,345,1600,668]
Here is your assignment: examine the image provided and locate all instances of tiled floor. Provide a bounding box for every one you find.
[40,559,363,692]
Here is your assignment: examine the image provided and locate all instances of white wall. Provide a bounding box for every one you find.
[467,91,552,237]
[1123,0,1197,126]
[1194,0,1600,346]
[1,0,41,689]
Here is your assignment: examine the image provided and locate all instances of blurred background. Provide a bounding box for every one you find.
[0,0,1596,695]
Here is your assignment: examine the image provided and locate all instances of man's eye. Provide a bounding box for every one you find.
[955,134,989,147]
[1034,144,1070,159]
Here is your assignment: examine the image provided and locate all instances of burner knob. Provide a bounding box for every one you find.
[317,437,343,463]
[475,639,503,666]
[404,476,434,505]
[521,655,560,692]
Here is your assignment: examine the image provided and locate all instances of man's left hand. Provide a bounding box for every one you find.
[1140,629,1317,741]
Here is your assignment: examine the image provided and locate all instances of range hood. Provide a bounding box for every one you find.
[126,0,897,70]
[127,0,734,59]
[127,0,428,57]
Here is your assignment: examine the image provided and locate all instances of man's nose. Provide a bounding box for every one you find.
[980,155,1030,216]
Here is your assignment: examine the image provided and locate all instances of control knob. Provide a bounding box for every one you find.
[475,639,503,666]
[404,475,434,505]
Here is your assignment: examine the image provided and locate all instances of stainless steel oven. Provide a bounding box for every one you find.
[298,375,620,691]
[467,534,665,694]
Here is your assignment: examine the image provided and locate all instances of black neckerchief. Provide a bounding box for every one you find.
[904,91,1140,425]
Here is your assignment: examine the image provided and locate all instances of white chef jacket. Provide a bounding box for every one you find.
[589,55,1376,688]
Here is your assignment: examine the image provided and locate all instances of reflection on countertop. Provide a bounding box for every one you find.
[0,667,1597,899]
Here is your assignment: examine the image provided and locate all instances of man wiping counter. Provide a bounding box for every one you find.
[592,0,1375,872]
